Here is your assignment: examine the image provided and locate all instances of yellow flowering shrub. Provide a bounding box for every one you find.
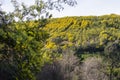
[45,42,57,49]
[99,31,109,45]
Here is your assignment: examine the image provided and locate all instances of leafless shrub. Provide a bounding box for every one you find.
[81,57,108,80]
[37,50,81,80]
[58,50,81,80]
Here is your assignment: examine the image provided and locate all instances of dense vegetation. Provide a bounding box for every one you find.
[44,14,120,53]
[0,0,120,80]
[42,14,120,80]
[1,14,120,80]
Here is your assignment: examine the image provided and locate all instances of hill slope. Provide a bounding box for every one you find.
[43,14,120,54]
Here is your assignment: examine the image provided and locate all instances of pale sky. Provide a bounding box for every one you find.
[1,0,120,18]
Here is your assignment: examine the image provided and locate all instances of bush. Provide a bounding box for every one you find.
[37,50,81,80]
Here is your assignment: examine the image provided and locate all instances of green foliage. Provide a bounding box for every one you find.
[42,15,120,80]
[0,21,49,80]
[0,0,77,80]
[43,14,120,55]
[1,1,120,79]
[104,41,120,80]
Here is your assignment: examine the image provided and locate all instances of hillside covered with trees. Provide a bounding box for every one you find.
[44,14,120,54]
[0,0,120,80]
[42,15,120,80]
